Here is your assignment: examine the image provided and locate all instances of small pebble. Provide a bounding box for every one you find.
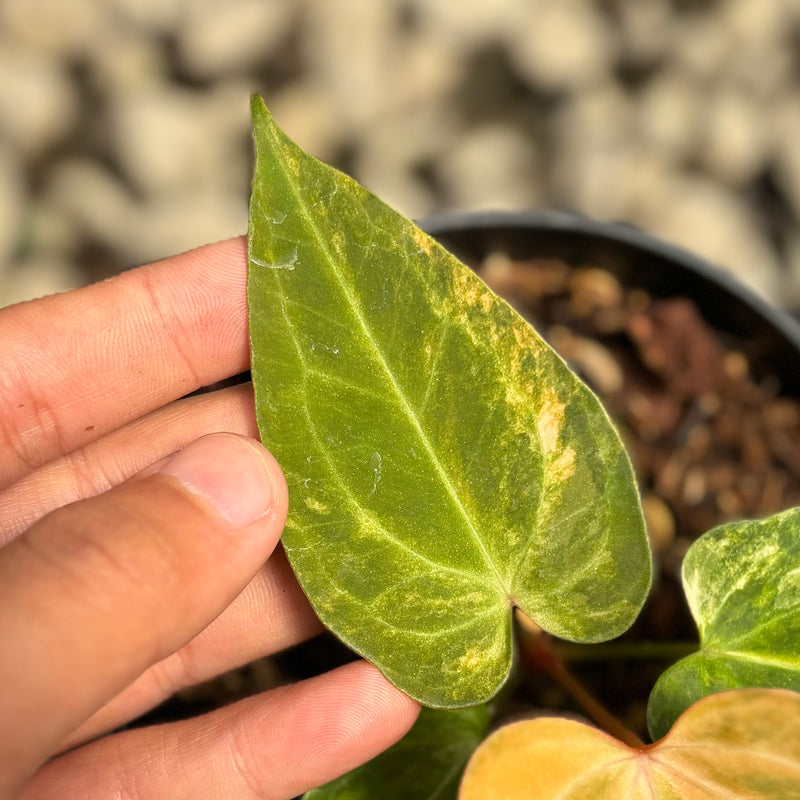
[568,268,623,316]
[723,351,749,381]
[564,336,624,395]
[642,492,676,554]
[682,467,707,506]
[508,0,617,91]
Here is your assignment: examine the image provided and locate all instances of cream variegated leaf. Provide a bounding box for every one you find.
[460,690,800,799]
[247,94,651,707]
[648,506,800,739]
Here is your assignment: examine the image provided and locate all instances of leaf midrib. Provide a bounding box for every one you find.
[654,741,800,783]
[267,118,507,592]
[272,262,489,588]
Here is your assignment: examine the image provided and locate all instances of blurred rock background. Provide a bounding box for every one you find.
[1,0,800,309]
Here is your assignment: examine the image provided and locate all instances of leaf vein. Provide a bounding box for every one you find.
[272,133,506,590]
[262,261,483,586]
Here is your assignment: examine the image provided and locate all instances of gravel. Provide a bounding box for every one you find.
[1,0,800,311]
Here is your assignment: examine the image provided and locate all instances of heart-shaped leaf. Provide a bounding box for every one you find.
[304,706,489,800]
[247,94,651,707]
[648,506,800,740]
[459,689,800,799]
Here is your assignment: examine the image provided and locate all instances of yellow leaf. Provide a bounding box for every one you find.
[459,689,800,799]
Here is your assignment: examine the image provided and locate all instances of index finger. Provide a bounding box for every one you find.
[0,237,250,489]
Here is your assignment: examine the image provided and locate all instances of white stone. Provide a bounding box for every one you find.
[672,14,733,81]
[42,158,136,251]
[42,158,246,264]
[554,83,633,144]
[772,98,800,222]
[625,155,681,218]
[410,0,534,50]
[556,140,675,228]
[673,2,794,96]
[304,0,461,133]
[720,0,789,50]
[202,79,256,184]
[177,0,296,79]
[731,47,795,101]
[636,175,781,304]
[508,0,617,91]
[437,123,540,212]
[23,202,81,263]
[552,143,644,222]
[699,88,767,184]
[84,28,168,95]
[549,85,637,219]
[268,80,349,163]
[0,256,84,309]
[123,189,247,264]
[636,69,703,161]
[358,106,457,177]
[395,27,463,110]
[353,106,458,217]
[784,229,800,312]
[108,83,251,196]
[304,0,403,128]
[109,89,205,194]
[732,43,798,99]
[0,43,79,156]
[355,166,436,221]
[0,0,104,57]
[105,0,182,34]
[0,146,24,272]
[717,3,794,102]
[615,0,675,65]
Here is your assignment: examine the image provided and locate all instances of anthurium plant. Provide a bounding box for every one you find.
[246,94,800,798]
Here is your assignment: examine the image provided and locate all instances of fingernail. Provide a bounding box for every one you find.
[158,434,279,528]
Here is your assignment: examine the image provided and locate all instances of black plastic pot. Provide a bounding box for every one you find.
[422,209,800,395]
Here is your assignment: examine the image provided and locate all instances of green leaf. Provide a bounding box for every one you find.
[648,506,800,740]
[247,94,651,707]
[304,706,489,800]
[459,689,800,799]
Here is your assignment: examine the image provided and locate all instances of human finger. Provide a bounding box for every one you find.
[62,546,323,750]
[0,382,256,544]
[21,661,420,800]
[0,236,249,489]
[0,433,287,797]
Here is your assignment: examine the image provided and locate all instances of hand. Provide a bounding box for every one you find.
[0,238,419,799]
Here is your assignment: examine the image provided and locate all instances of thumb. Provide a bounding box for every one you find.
[0,433,288,794]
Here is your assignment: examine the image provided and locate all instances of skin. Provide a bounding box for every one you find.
[0,236,420,799]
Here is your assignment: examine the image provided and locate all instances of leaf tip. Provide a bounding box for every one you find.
[250,91,268,120]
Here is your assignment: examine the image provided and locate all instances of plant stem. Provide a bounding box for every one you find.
[514,610,645,749]
[553,640,699,663]
[545,657,645,749]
